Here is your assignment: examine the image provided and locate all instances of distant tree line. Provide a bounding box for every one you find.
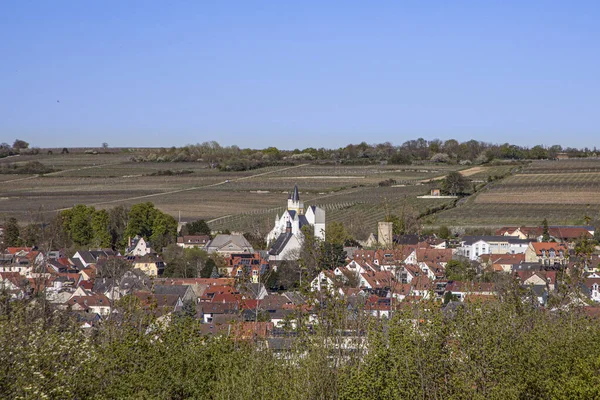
[128,139,599,170]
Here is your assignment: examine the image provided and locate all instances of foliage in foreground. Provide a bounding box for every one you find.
[1,297,600,399]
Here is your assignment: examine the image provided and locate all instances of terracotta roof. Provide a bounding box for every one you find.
[530,242,568,255]
[6,247,32,255]
[416,248,452,263]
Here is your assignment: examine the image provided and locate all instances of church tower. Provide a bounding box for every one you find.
[287,184,304,214]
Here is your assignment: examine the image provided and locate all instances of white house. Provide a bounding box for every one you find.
[126,236,152,257]
[456,236,530,261]
[310,270,337,293]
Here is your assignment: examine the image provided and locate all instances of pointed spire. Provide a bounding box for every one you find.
[292,184,300,202]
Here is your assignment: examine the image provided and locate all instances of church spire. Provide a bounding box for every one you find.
[292,184,300,202]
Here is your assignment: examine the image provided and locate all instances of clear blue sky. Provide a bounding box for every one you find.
[1,1,598,149]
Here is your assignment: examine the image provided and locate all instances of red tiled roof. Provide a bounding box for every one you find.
[6,247,32,255]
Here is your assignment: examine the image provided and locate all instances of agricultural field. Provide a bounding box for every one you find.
[208,184,456,238]
[433,158,600,228]
[0,152,462,230]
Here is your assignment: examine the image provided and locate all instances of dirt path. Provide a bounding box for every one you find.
[51,163,310,212]
[417,166,487,183]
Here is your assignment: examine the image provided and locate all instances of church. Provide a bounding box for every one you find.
[267,185,326,261]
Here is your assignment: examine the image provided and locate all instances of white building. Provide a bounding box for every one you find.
[267,185,325,261]
[456,236,531,261]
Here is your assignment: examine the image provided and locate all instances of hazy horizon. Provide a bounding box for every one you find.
[2,1,599,149]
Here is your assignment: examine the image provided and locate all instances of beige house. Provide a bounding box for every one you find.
[524,242,568,266]
[132,254,165,276]
[177,235,210,249]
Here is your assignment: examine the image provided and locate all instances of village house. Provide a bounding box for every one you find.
[582,276,600,303]
[310,270,339,293]
[456,236,531,261]
[176,235,211,249]
[445,281,496,302]
[132,254,165,276]
[125,236,152,256]
[206,234,254,256]
[497,226,594,242]
[525,242,568,266]
[226,252,269,281]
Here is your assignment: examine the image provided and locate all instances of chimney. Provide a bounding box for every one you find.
[128,236,132,248]
[286,221,292,234]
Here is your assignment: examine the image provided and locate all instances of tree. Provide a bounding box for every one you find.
[325,221,351,246]
[125,202,158,240]
[441,171,468,196]
[150,212,178,250]
[109,205,129,250]
[91,209,111,248]
[200,258,216,278]
[12,139,29,150]
[542,218,550,241]
[22,223,41,247]
[162,245,209,278]
[97,257,131,280]
[243,232,266,250]
[3,217,21,247]
[61,204,95,246]
[320,242,347,270]
[185,219,212,236]
[445,259,476,281]
[438,225,451,239]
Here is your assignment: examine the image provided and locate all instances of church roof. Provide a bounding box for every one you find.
[298,215,309,227]
[269,233,294,256]
[291,185,300,202]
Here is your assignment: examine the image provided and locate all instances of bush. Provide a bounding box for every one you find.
[0,161,56,174]
[378,178,397,187]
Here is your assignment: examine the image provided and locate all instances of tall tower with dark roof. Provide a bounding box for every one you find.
[287,184,304,214]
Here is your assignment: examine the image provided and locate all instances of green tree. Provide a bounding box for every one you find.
[125,202,158,240]
[438,225,451,239]
[91,209,111,248]
[109,205,129,249]
[542,218,550,241]
[150,212,178,250]
[185,219,212,236]
[320,242,347,270]
[200,258,216,278]
[446,259,476,281]
[3,217,21,247]
[325,221,351,246]
[441,171,468,196]
[64,204,95,246]
[12,139,29,150]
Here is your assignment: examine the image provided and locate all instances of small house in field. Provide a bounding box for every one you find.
[430,189,441,196]
[556,153,569,160]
